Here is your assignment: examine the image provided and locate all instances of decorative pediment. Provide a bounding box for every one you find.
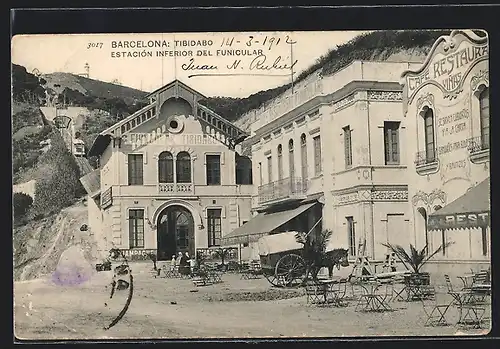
[146,79,207,103]
[88,79,248,157]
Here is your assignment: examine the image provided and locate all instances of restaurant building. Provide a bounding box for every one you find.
[224,60,420,262]
[81,80,253,260]
[401,30,490,274]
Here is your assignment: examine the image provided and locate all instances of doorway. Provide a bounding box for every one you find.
[157,205,195,261]
[387,213,408,248]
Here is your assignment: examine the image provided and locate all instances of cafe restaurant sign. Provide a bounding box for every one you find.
[402,30,488,103]
[428,211,490,230]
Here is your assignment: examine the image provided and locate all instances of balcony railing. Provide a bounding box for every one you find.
[414,151,437,167]
[257,177,308,205]
[158,183,194,195]
[467,135,489,154]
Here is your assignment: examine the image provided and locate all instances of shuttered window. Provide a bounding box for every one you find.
[128,154,143,185]
[129,209,144,248]
[479,87,489,149]
[207,209,222,247]
[424,109,436,162]
[313,135,322,175]
[343,126,352,168]
[384,122,400,165]
[206,155,221,185]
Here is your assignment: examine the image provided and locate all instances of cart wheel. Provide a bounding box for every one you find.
[275,254,306,288]
[264,273,282,287]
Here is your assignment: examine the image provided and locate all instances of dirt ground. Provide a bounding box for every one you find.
[14,263,491,340]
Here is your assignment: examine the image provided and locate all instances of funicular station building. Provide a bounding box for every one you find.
[223,60,423,264]
[81,80,253,261]
[401,30,490,275]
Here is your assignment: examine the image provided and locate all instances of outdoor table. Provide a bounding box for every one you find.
[458,274,475,289]
[355,281,392,312]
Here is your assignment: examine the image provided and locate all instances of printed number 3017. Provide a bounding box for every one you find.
[87,42,103,49]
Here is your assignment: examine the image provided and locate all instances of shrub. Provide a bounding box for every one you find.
[32,131,83,215]
[13,192,33,219]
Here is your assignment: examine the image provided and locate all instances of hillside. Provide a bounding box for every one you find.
[43,72,147,105]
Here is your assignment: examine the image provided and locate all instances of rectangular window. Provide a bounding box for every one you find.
[347,217,356,256]
[384,121,400,165]
[206,154,221,185]
[343,126,352,168]
[235,154,253,185]
[129,209,144,248]
[128,154,143,185]
[313,135,322,175]
[207,209,222,247]
[267,156,273,183]
[258,162,263,186]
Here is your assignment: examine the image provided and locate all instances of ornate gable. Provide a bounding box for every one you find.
[401,30,488,104]
[88,79,248,157]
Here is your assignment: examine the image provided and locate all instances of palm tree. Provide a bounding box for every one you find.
[295,229,333,279]
[381,241,454,279]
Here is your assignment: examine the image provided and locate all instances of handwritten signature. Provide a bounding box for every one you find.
[181,54,298,77]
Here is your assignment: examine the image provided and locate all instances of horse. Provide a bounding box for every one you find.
[295,231,350,280]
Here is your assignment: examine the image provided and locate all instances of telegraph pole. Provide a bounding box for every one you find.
[290,37,294,95]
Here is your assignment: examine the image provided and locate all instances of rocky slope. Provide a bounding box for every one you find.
[13,201,105,282]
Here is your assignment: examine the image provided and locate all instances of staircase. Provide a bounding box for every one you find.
[74,156,94,176]
[195,104,248,149]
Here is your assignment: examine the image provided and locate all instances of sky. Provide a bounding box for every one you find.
[12,31,368,98]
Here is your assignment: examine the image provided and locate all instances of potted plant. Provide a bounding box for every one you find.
[214,247,232,272]
[381,241,454,285]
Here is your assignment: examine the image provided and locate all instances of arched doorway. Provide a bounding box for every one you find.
[416,207,428,249]
[157,205,195,261]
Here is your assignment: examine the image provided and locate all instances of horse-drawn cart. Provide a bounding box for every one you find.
[258,231,308,287]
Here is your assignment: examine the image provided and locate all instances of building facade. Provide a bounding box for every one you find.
[225,61,420,262]
[401,30,490,274]
[83,80,253,261]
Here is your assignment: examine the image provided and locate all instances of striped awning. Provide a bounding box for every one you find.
[428,177,490,230]
[221,202,315,246]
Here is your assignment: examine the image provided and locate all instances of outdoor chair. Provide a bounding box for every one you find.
[162,265,181,278]
[458,299,491,329]
[469,271,491,302]
[305,279,327,305]
[330,278,349,306]
[420,286,452,327]
[205,265,223,284]
[388,275,407,302]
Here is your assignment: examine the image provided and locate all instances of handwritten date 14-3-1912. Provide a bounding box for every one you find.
[220,35,297,50]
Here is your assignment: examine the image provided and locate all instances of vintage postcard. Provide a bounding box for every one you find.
[12,30,491,340]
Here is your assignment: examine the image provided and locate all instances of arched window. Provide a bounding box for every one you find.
[423,109,436,163]
[300,133,308,180]
[158,152,174,183]
[479,87,489,149]
[288,139,295,179]
[176,152,191,183]
[277,144,283,181]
